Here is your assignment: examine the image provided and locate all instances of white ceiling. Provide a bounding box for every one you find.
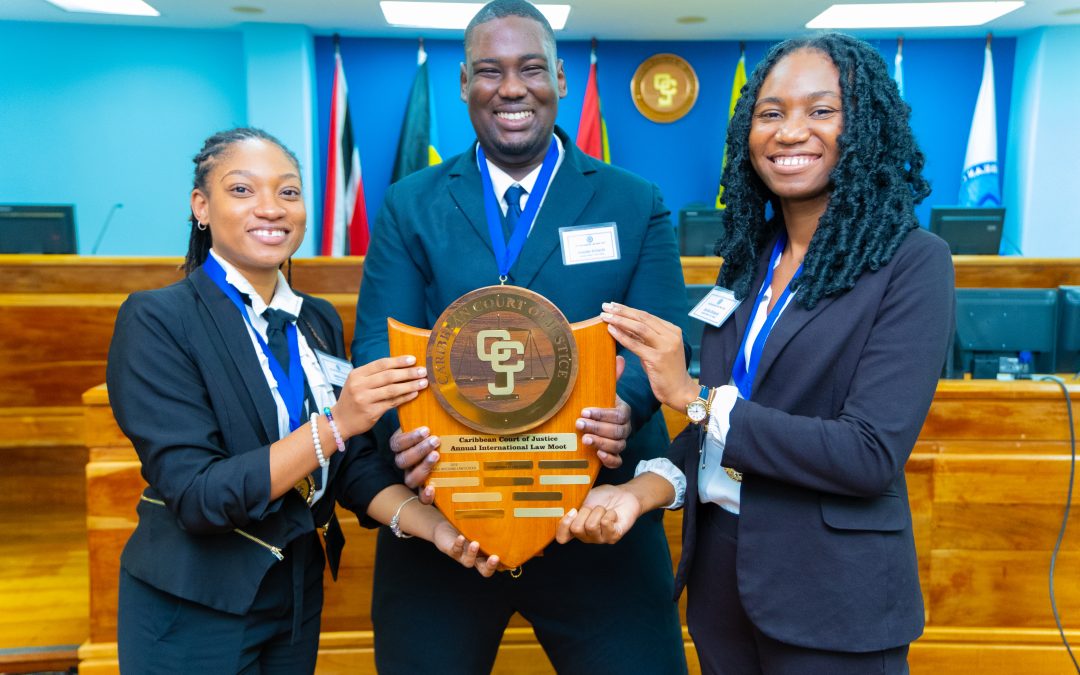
[1,0,1077,39]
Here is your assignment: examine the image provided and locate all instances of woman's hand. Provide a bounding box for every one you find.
[600,302,698,411]
[555,484,643,545]
[332,355,428,438]
[432,521,501,578]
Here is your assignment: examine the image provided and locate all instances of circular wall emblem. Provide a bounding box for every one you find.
[427,286,578,434]
[630,53,700,124]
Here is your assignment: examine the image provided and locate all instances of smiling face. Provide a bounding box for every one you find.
[461,15,566,178]
[749,48,843,210]
[190,138,306,286]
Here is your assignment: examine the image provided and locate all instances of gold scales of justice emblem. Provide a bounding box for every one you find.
[388,286,615,568]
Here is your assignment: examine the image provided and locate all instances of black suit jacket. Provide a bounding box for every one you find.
[106,266,397,615]
[670,227,955,651]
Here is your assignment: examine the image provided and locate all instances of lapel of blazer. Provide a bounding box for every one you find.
[189,267,279,443]
[747,239,839,396]
[447,148,495,259]
[511,133,596,288]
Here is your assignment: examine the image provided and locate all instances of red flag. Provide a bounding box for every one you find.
[576,40,610,163]
[321,42,369,256]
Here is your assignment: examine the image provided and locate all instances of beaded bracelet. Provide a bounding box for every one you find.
[310,412,329,468]
[322,407,346,455]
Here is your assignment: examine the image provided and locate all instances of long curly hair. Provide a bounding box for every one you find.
[716,33,931,308]
[182,127,300,276]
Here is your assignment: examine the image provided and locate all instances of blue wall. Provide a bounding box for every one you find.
[1004,26,1080,257]
[0,22,1030,255]
[0,22,247,255]
[316,35,1014,233]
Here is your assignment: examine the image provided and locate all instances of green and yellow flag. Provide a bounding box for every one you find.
[716,46,747,209]
[392,40,442,183]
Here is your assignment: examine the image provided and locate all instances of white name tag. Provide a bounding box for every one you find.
[689,286,742,328]
[315,350,352,388]
[559,222,621,266]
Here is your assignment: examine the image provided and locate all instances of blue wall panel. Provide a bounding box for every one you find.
[0,22,247,255]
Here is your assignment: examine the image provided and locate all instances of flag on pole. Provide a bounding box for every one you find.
[321,36,369,256]
[716,44,747,209]
[893,37,905,98]
[576,38,610,163]
[391,39,442,183]
[959,34,1001,207]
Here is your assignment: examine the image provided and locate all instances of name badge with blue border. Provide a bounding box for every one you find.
[559,222,621,266]
[689,286,742,328]
[315,350,352,388]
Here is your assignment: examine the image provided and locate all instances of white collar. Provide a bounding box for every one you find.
[480,134,564,208]
[208,248,303,319]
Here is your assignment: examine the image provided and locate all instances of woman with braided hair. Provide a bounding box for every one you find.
[558,34,954,673]
[107,127,497,673]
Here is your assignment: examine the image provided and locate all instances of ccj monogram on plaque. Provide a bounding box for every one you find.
[388,286,616,568]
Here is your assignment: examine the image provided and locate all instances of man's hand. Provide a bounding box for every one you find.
[576,355,631,469]
[389,426,439,502]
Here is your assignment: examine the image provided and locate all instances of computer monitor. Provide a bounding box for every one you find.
[677,204,723,257]
[685,284,714,378]
[1057,286,1080,374]
[950,288,1058,378]
[929,207,1005,255]
[0,204,77,254]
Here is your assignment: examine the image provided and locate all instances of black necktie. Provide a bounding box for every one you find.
[262,307,297,377]
[503,184,526,244]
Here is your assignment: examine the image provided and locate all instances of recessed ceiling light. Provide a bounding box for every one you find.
[231,5,265,14]
[807,1,1024,29]
[44,0,159,16]
[380,2,571,30]
[676,16,707,24]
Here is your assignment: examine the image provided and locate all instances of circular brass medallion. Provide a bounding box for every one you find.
[630,53,699,124]
[427,286,577,434]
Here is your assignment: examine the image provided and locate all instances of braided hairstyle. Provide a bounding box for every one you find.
[716,33,931,309]
[182,127,301,276]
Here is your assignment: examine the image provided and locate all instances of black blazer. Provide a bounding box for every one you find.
[670,227,955,652]
[106,266,397,616]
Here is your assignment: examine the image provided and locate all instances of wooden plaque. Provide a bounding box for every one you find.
[388,287,616,568]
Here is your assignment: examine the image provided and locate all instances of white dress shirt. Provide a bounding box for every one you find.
[209,249,338,504]
[479,134,565,228]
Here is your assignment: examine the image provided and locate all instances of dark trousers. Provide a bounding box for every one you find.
[117,535,324,675]
[686,503,910,675]
[371,510,687,675]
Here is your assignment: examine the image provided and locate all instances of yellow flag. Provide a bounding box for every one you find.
[716,51,747,209]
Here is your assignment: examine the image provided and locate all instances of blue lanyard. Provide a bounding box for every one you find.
[730,234,803,400]
[477,138,559,281]
[202,255,306,432]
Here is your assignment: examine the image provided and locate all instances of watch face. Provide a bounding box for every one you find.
[687,399,708,423]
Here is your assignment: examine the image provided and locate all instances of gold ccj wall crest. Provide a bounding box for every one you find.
[630,53,699,123]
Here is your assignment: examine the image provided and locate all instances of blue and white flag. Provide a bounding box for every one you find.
[893,38,904,98]
[959,42,1001,207]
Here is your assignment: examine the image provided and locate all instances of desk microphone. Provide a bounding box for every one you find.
[91,202,123,254]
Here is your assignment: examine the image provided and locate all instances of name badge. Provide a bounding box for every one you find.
[315,350,352,388]
[559,222,621,266]
[689,286,742,327]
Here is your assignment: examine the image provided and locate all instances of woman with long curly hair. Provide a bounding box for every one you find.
[557,34,954,673]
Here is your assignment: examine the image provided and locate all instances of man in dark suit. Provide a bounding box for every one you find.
[351,1,688,673]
